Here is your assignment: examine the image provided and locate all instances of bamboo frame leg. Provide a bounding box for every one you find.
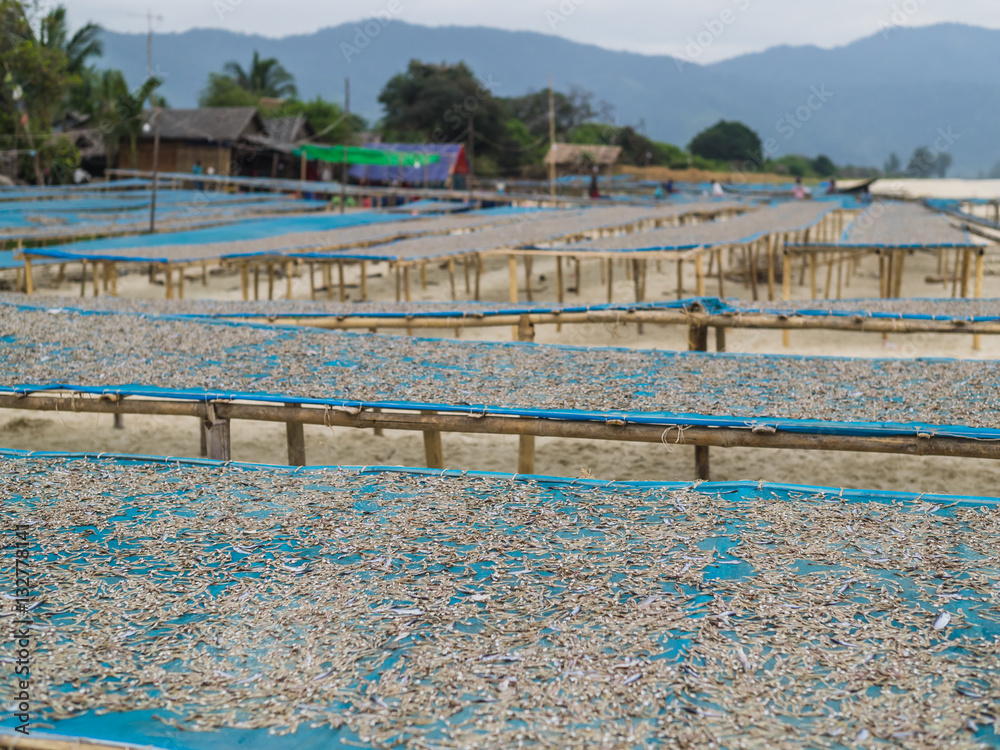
[809,254,817,300]
[523,256,533,303]
[687,324,708,352]
[695,446,710,481]
[55,263,65,286]
[574,258,581,294]
[747,246,759,301]
[766,238,775,301]
[395,264,401,303]
[463,256,471,294]
[112,413,124,430]
[606,258,614,303]
[893,250,906,298]
[600,258,606,285]
[338,261,346,302]
[836,253,844,299]
[165,264,173,300]
[676,259,684,299]
[266,263,274,301]
[177,266,185,300]
[285,260,294,300]
[508,255,518,303]
[308,263,316,301]
[782,252,792,348]
[474,254,482,301]
[286,413,306,467]
[254,264,260,301]
[422,426,444,470]
[715,326,726,352]
[823,253,834,299]
[23,257,33,295]
[716,249,725,297]
[516,314,535,342]
[204,414,231,461]
[202,263,208,286]
[200,420,208,458]
[960,249,971,298]
[421,261,427,290]
[93,260,101,297]
[80,261,87,297]
[102,261,110,292]
[449,259,457,300]
[518,435,536,475]
[109,263,117,296]
[695,254,705,297]
[241,264,250,301]
[951,249,961,298]
[556,256,564,332]
[973,252,984,350]
[360,261,368,302]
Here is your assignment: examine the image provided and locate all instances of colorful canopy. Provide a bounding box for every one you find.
[292,144,440,167]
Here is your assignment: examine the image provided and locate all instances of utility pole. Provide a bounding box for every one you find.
[148,108,161,233]
[341,77,350,215]
[467,115,474,199]
[548,75,556,200]
[147,11,153,78]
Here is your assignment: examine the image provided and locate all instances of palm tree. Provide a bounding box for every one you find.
[223,51,297,99]
[38,6,103,77]
[94,70,161,168]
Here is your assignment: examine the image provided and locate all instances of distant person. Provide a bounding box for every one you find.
[711,180,724,198]
[192,160,203,191]
[665,179,675,195]
[826,177,837,195]
[792,176,811,200]
[654,184,664,200]
[589,171,600,199]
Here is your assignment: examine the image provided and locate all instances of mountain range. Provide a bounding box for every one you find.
[98,21,1000,177]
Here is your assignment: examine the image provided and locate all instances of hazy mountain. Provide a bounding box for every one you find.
[99,22,1000,176]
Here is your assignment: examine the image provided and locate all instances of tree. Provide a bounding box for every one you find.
[989,161,1000,179]
[883,152,901,176]
[199,73,260,107]
[906,146,951,178]
[38,6,102,78]
[810,154,836,177]
[570,123,686,168]
[688,120,762,165]
[272,97,366,144]
[223,51,297,99]
[503,87,609,143]
[92,69,161,168]
[378,60,507,162]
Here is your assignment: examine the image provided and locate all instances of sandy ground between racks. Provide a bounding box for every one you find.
[4,234,1000,496]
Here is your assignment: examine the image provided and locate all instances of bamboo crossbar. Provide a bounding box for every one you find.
[1,393,998,460]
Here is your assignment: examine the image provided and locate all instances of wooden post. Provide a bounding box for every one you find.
[177,265,185,300]
[687,323,708,352]
[93,260,101,297]
[338,261,346,302]
[556,255,564,332]
[960,248,971,298]
[894,250,906,298]
[449,258,457,300]
[809,254,817,300]
[308,262,316,301]
[474,254,482,300]
[421,261,428,290]
[716,248,725,297]
[951,248,961,298]
[286,409,306,467]
[165,264,173,300]
[203,407,231,461]
[360,261,368,301]
[421,411,444,470]
[285,260,294,300]
[518,435,536,475]
[23,257,33,295]
[80,261,87,297]
[766,236,776,301]
[508,255,518,303]
[254,264,260,301]
[463,256,471,294]
[746,245,759,301]
[606,257,614,303]
[267,263,274,301]
[523,256,533,302]
[113,413,124,430]
[675,259,684,299]
[782,251,792,348]
[109,262,117,296]
[241,264,249,301]
[695,253,705,297]
[695,446,710,481]
[403,265,412,302]
[202,263,208,287]
[516,314,535,342]
[715,326,726,352]
[973,251,985,351]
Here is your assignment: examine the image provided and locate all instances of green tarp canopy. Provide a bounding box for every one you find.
[293,144,440,167]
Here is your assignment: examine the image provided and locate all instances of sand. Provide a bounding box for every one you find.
[4,236,1000,497]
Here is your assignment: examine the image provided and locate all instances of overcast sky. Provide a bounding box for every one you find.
[67,0,1000,62]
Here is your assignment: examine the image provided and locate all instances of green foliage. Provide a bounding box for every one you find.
[271,97,367,144]
[40,133,79,184]
[884,152,902,176]
[810,154,836,177]
[223,51,297,99]
[90,70,161,168]
[199,73,260,107]
[570,122,686,168]
[503,88,604,142]
[906,146,951,178]
[689,120,762,165]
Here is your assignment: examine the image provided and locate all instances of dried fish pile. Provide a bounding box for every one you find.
[845,202,975,247]
[2,454,998,747]
[61,209,546,264]
[568,201,831,253]
[330,202,743,263]
[2,201,326,241]
[0,293,645,319]
[730,297,1000,320]
[2,305,999,430]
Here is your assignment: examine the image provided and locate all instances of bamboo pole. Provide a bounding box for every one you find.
[285,260,293,300]
[286,404,306,466]
[766,236,776,301]
[308,262,316,301]
[474,254,482,300]
[177,265,185,300]
[973,251,985,351]
[449,258,457,300]
[523,256,532,302]
[695,253,705,297]
[266,263,274,301]
[164,264,173,300]
[518,434,536,475]
[716,248,725,297]
[808,254,817,300]
[360,261,368,301]
[109,262,117,296]
[80,260,87,297]
[93,260,101,297]
[23,257,33,294]
[241,264,250,301]
[556,255,564,332]
[254,264,260,301]
[782,252,792,348]
[508,255,518,303]
[960,248,971,298]
[338,261,346,302]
